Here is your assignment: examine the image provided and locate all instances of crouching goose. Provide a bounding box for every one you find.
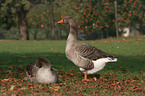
[26,58,58,84]
[58,16,117,81]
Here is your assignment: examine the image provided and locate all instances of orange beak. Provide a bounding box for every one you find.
[58,19,64,23]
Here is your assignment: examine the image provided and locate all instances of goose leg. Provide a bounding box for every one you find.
[82,71,89,81]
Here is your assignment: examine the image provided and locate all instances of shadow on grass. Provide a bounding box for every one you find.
[106,55,145,73]
[0,52,77,78]
[0,52,145,78]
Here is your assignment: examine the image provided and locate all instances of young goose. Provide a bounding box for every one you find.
[26,58,58,84]
[58,16,117,81]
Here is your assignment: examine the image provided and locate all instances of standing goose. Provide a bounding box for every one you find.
[26,58,58,84]
[58,16,117,81]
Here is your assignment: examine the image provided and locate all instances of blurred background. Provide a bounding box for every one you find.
[0,0,145,40]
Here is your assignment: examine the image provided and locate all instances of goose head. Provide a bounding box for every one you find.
[36,58,51,68]
[58,16,73,24]
[58,16,78,38]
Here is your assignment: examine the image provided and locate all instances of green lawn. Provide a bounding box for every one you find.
[0,37,145,95]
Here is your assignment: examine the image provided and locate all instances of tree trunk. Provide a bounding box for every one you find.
[51,1,58,40]
[17,6,29,40]
[33,29,38,40]
[114,1,119,38]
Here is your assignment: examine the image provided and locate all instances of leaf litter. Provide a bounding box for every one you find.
[0,66,145,95]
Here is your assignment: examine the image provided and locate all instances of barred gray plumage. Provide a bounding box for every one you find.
[26,58,58,84]
[58,16,117,81]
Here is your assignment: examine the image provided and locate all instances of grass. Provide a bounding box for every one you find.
[0,36,145,95]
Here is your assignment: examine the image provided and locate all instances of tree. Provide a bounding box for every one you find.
[117,0,145,35]
[0,0,79,40]
[0,0,45,40]
[74,0,145,38]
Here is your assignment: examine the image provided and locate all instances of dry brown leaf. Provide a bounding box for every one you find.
[28,84,34,88]
[117,85,122,91]
[91,41,96,43]
[141,80,144,83]
[93,77,97,81]
[137,83,142,86]
[58,75,63,77]
[50,86,60,91]
[7,70,13,75]
[125,58,128,61]
[116,82,120,85]
[11,94,16,96]
[95,92,100,95]
[122,38,127,41]
[70,73,74,76]
[133,87,142,91]
[10,85,15,91]
[1,78,10,82]
[53,86,60,91]
[21,87,27,90]
[9,66,14,69]
[1,87,6,92]
[111,83,116,86]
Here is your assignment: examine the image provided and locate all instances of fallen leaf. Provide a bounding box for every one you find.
[10,85,15,91]
[21,87,27,90]
[28,84,34,88]
[23,77,27,80]
[70,73,74,76]
[58,75,63,77]
[44,88,47,93]
[20,65,23,67]
[50,86,60,91]
[1,87,6,92]
[11,94,16,96]
[122,38,127,41]
[91,41,96,43]
[7,70,13,75]
[9,66,14,69]
[133,87,142,91]
[116,82,120,85]
[93,77,97,81]
[137,83,142,86]
[111,83,115,86]
[117,85,122,91]
[19,72,23,75]
[17,88,21,91]
[125,58,128,61]
[95,92,100,95]
[1,78,10,82]
[141,80,144,83]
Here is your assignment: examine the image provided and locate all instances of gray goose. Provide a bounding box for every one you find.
[26,58,58,84]
[58,16,117,81]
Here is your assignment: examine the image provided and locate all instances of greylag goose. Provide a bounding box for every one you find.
[58,16,117,81]
[26,58,58,84]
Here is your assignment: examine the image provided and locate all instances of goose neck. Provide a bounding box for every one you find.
[67,22,78,41]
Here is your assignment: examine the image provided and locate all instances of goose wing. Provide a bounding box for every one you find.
[36,58,51,68]
[75,43,110,60]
